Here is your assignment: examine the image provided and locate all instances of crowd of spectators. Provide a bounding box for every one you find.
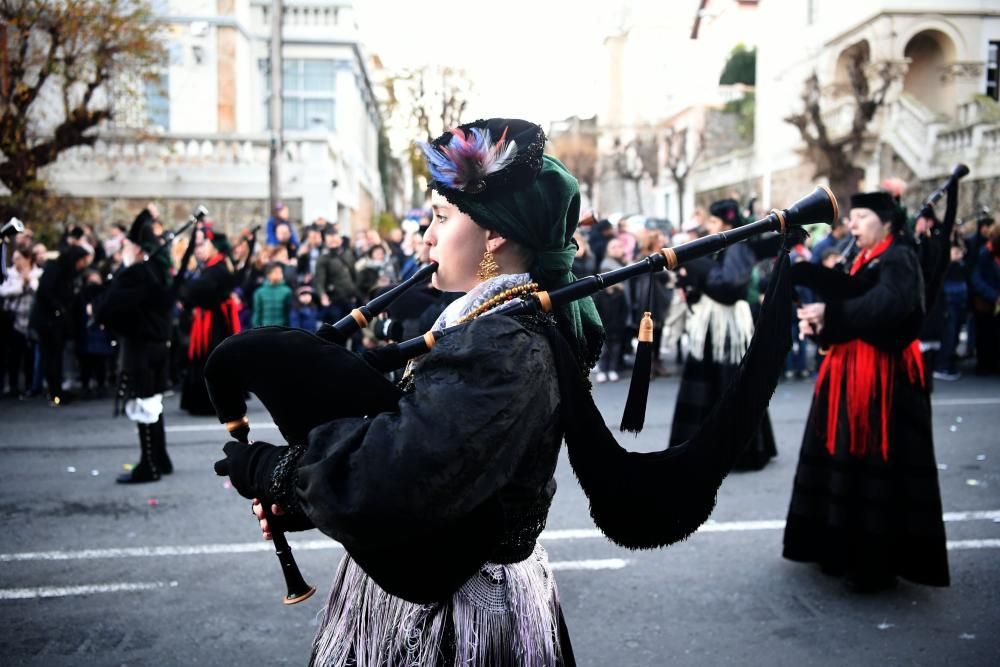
[0,202,432,404]
[1,194,998,403]
[575,195,1000,385]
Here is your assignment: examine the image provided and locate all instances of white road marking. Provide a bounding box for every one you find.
[941,510,1000,522]
[932,397,1000,406]
[542,528,603,540]
[165,422,278,433]
[698,519,788,532]
[0,580,177,600]
[550,558,628,571]
[5,542,995,601]
[0,542,286,561]
[0,562,624,601]
[947,539,1000,550]
[159,396,1000,435]
[3,510,998,564]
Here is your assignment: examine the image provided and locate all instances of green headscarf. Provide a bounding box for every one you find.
[442,155,604,367]
[423,120,604,369]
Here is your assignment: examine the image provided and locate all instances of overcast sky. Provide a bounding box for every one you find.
[353,0,643,124]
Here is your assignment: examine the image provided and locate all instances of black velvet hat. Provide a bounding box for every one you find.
[127,209,159,253]
[420,117,604,371]
[849,191,896,224]
[709,199,743,227]
[203,222,231,255]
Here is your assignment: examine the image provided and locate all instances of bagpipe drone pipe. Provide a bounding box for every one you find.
[204,186,837,602]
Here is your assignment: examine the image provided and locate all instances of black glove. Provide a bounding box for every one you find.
[782,225,809,253]
[214,440,283,501]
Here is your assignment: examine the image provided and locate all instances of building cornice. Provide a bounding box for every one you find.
[164,15,254,41]
[824,9,1000,49]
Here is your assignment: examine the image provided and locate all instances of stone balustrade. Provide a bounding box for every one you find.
[691,147,755,192]
[42,129,382,224]
[820,95,859,140]
[54,132,336,169]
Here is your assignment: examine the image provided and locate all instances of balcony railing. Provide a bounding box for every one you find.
[54,131,344,168]
[690,146,755,191]
[44,128,383,207]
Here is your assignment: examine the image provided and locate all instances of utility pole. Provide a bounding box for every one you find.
[268,0,283,213]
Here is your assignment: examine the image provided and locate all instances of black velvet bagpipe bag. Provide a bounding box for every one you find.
[204,326,403,447]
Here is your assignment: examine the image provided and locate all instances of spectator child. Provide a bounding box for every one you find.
[252,263,293,328]
[289,285,320,332]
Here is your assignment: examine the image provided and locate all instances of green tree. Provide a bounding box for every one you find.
[0,0,165,222]
[719,44,756,86]
[722,93,755,142]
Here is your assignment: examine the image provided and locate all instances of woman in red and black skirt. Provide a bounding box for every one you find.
[784,191,949,592]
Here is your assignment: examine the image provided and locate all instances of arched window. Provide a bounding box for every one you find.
[902,30,957,116]
[832,40,870,96]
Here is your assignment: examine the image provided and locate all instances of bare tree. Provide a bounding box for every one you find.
[383,65,472,201]
[0,0,166,220]
[549,131,597,202]
[610,134,659,214]
[784,50,897,206]
[663,125,706,224]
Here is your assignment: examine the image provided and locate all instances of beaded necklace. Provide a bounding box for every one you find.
[455,282,539,325]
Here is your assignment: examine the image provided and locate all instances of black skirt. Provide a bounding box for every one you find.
[669,348,777,471]
[181,315,234,416]
[782,366,950,586]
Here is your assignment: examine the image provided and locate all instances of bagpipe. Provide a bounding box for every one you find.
[204,186,839,605]
[914,164,970,307]
[148,205,209,262]
[916,163,969,222]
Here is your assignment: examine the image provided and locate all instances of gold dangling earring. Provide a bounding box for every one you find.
[476,247,499,282]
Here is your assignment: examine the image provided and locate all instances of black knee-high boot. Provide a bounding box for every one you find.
[151,414,172,475]
[116,421,161,484]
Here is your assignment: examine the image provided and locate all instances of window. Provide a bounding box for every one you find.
[262,58,337,131]
[146,68,170,130]
[988,41,999,101]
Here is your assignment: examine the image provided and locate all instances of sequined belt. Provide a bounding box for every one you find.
[489,501,550,564]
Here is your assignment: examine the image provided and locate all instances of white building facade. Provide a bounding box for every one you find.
[44,0,384,233]
[595,0,763,222]
[705,0,1000,213]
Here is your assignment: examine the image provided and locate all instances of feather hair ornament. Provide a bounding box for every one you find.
[421,126,517,193]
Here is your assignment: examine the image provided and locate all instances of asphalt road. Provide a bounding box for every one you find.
[1,372,998,666]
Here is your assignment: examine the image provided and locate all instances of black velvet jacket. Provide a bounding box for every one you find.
[181,260,235,310]
[294,314,562,603]
[792,239,924,352]
[681,242,755,306]
[95,261,172,342]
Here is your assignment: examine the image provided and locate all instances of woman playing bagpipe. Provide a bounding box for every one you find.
[784,188,952,592]
[177,221,240,415]
[209,118,823,665]
[670,199,778,471]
